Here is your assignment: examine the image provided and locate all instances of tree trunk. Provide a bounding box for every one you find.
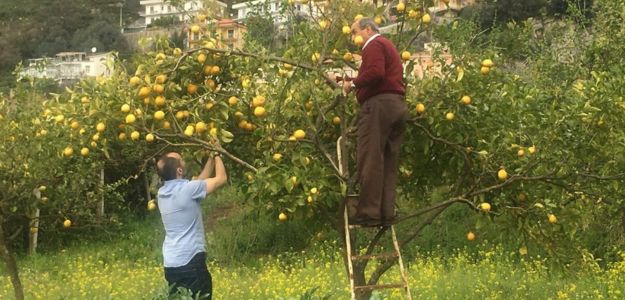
[28,208,39,255]
[96,168,105,219]
[0,219,25,300]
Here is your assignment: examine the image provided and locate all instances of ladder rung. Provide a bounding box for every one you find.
[354,283,406,291]
[351,252,398,261]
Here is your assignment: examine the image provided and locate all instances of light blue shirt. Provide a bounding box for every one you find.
[157,179,207,267]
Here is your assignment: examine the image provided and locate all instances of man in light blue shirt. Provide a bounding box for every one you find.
[156,151,227,299]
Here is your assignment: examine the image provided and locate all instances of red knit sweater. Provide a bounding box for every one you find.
[353,35,405,103]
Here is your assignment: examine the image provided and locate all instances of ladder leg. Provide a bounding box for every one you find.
[344,207,356,300]
[391,226,412,300]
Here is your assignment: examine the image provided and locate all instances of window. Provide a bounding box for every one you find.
[84,65,91,74]
[227,29,234,38]
[150,6,155,14]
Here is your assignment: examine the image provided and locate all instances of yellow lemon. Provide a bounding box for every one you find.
[343,52,353,61]
[480,202,491,212]
[422,13,431,24]
[196,122,207,133]
[461,95,471,105]
[154,110,165,121]
[155,74,167,84]
[278,212,288,221]
[416,103,426,114]
[146,133,155,142]
[80,147,89,156]
[254,106,267,117]
[318,20,328,30]
[353,35,364,46]
[187,83,198,94]
[125,114,136,124]
[396,2,405,12]
[498,168,508,181]
[138,86,151,98]
[95,122,106,132]
[293,129,306,140]
[130,131,140,140]
[121,104,131,113]
[153,84,165,94]
[63,219,71,228]
[197,53,206,64]
[228,96,239,106]
[252,95,266,107]
[467,231,475,241]
[401,51,411,61]
[129,76,142,86]
[154,95,166,107]
[63,147,73,157]
[184,125,195,136]
[311,52,321,63]
[548,214,557,224]
[148,200,157,211]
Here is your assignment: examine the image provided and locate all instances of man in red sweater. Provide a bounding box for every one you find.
[343,18,409,226]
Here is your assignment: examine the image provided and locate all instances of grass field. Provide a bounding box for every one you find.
[1,214,625,300]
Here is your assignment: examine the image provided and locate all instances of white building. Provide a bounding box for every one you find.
[140,0,227,26]
[232,0,324,25]
[20,52,114,85]
[428,0,476,20]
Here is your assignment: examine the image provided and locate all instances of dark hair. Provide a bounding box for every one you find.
[157,155,181,181]
[358,18,379,33]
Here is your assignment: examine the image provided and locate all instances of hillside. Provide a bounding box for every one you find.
[0,0,140,88]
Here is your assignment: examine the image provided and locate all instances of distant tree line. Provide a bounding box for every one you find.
[0,0,141,89]
[461,0,594,27]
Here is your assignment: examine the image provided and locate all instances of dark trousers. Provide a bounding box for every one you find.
[164,252,212,299]
[357,94,409,220]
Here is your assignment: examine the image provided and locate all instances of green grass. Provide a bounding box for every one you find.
[1,191,625,299]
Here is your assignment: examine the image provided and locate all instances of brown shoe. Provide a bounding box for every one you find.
[349,216,382,227]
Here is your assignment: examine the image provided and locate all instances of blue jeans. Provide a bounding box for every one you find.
[164,252,212,299]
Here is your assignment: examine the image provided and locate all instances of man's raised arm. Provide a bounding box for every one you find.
[204,155,227,194]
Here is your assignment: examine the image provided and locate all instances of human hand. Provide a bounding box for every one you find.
[342,80,353,95]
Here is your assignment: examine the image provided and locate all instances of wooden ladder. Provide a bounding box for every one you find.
[336,136,412,299]
[343,203,413,300]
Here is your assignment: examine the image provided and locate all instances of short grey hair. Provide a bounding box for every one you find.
[357,18,379,33]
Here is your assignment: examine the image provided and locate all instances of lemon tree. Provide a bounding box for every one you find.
[4,0,625,299]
